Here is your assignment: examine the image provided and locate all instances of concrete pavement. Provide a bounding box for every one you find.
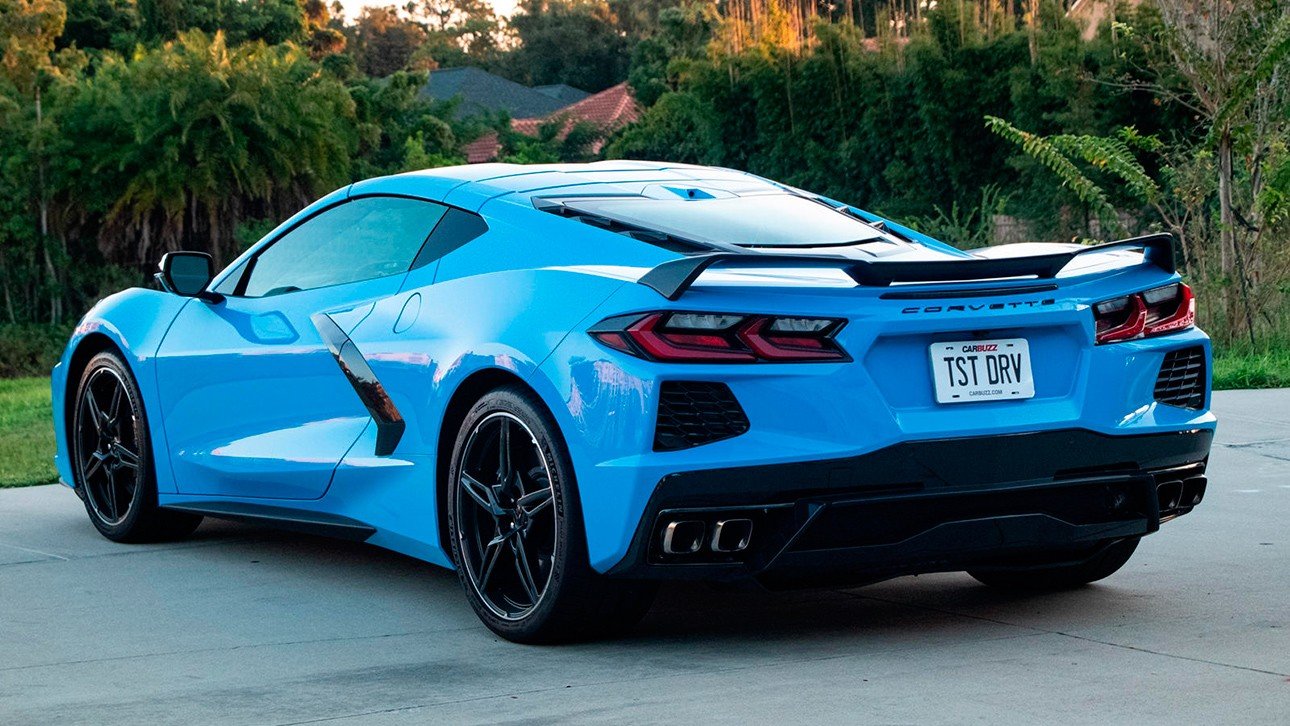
[1,389,1287,724]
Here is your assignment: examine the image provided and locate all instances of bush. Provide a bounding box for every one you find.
[0,324,73,379]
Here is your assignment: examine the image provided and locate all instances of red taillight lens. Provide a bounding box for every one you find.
[590,312,848,363]
[1094,283,1194,344]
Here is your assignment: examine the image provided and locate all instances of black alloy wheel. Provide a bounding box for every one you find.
[72,352,202,542]
[448,386,657,643]
[455,411,558,620]
[75,365,142,527]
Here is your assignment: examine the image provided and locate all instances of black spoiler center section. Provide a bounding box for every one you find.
[637,234,1176,301]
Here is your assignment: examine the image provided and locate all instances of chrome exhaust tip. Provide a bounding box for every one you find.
[710,518,754,553]
[1181,476,1208,507]
[1157,480,1183,512]
[661,520,705,554]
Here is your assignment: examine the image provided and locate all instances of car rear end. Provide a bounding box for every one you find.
[532,190,1214,587]
[521,184,1207,588]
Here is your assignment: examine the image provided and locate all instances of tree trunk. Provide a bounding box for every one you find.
[35,86,59,324]
[1216,129,1236,336]
[1026,0,1038,65]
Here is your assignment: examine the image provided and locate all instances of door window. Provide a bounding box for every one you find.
[240,197,448,297]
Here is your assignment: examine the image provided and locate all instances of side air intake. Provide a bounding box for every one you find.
[1154,346,1206,410]
[654,382,749,451]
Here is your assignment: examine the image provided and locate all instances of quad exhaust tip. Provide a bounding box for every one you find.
[1157,480,1183,511]
[711,519,754,553]
[660,517,755,555]
[1157,475,1207,514]
[662,520,706,554]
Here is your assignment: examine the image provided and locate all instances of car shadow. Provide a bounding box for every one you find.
[179,517,1150,648]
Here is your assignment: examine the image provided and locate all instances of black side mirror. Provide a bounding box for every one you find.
[157,252,222,303]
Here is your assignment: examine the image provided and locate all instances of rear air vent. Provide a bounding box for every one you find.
[654,382,749,451]
[1154,346,1206,410]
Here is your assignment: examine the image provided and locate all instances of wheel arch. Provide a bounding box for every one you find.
[62,332,127,476]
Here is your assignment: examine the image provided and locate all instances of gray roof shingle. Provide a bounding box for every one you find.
[422,67,580,119]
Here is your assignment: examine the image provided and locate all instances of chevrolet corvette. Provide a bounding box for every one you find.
[51,161,1215,642]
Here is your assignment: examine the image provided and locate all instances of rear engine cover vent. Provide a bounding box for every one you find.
[1154,346,1206,410]
[654,382,750,451]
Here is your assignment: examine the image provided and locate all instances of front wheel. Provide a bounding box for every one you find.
[447,386,656,643]
[968,537,1140,591]
[72,352,203,543]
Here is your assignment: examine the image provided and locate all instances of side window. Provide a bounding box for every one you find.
[240,197,447,298]
[411,208,489,270]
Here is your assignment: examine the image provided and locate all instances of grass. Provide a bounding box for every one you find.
[1212,346,1290,390]
[0,345,1282,489]
[0,377,57,488]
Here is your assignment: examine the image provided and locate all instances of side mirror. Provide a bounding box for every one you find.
[157,252,222,303]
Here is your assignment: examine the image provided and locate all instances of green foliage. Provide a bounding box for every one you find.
[607,91,722,164]
[348,5,425,77]
[60,0,141,53]
[0,376,55,487]
[53,31,358,264]
[985,115,1115,224]
[0,324,69,378]
[233,217,278,253]
[903,185,1009,250]
[502,1,631,91]
[136,0,306,46]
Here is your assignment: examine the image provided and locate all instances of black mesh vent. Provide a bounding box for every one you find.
[654,382,750,451]
[1154,346,1206,410]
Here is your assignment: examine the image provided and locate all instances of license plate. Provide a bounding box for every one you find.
[929,338,1035,404]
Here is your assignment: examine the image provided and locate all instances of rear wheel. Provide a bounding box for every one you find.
[447,386,656,643]
[968,537,1140,591]
[72,352,202,543]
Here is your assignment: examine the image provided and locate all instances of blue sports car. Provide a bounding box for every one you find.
[52,161,1215,642]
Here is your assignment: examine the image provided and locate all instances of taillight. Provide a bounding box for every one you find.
[589,312,848,362]
[1094,283,1195,344]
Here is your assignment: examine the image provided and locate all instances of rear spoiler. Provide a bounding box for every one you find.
[637,234,1176,301]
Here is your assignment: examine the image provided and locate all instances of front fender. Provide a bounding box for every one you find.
[53,288,191,492]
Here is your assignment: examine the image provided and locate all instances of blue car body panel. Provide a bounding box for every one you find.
[52,161,1216,576]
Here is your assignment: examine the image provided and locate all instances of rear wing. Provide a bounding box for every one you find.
[637,234,1176,301]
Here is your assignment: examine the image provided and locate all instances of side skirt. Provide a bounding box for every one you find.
[162,501,376,542]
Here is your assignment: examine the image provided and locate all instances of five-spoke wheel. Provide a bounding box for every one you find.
[72,352,202,542]
[75,366,143,527]
[447,385,657,643]
[456,412,558,620]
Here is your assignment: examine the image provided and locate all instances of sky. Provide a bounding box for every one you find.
[336,0,519,20]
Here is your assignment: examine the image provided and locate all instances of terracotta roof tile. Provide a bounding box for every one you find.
[463,83,642,163]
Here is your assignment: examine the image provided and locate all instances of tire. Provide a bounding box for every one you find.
[968,537,1140,591]
[447,385,656,643]
[71,351,203,543]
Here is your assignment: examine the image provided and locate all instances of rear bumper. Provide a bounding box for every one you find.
[605,428,1212,587]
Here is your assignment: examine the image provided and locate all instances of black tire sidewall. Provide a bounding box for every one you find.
[73,352,158,541]
[446,385,587,641]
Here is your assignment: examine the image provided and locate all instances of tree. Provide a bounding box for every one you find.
[136,0,306,46]
[59,0,139,52]
[407,0,503,69]
[52,31,357,266]
[303,0,345,60]
[503,0,631,91]
[0,0,69,322]
[1145,1,1290,341]
[349,5,426,77]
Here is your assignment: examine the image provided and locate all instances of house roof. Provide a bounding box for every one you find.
[461,83,642,164]
[421,67,574,119]
[513,83,639,143]
[534,84,591,106]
